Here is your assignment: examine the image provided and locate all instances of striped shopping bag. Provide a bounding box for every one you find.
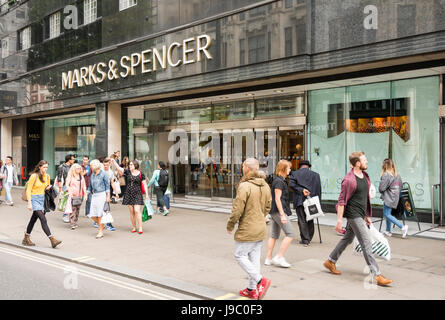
[353,224,391,261]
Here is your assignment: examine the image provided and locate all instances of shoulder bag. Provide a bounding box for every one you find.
[71,176,83,206]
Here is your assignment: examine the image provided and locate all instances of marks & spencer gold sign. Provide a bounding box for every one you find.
[61,35,212,90]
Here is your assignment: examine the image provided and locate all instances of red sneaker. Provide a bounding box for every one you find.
[256,278,271,300]
[239,288,258,300]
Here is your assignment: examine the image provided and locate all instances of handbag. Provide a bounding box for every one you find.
[101,202,114,224]
[353,224,391,261]
[113,178,121,195]
[71,176,83,206]
[142,200,153,222]
[140,173,145,194]
[303,196,325,221]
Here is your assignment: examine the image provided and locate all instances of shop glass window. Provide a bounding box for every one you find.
[213,101,254,121]
[255,95,304,118]
[19,27,31,50]
[42,114,96,178]
[308,76,440,210]
[119,0,137,11]
[391,76,439,210]
[308,87,347,202]
[143,108,170,127]
[175,106,212,124]
[84,0,98,25]
[345,82,391,201]
[49,12,61,39]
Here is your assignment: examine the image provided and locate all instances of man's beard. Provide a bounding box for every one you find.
[360,164,368,171]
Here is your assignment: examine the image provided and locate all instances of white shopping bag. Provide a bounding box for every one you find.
[353,224,391,261]
[303,196,325,221]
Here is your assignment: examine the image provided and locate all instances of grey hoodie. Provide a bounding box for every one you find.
[379,172,402,209]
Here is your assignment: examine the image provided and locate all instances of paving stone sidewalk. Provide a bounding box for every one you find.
[1,189,445,300]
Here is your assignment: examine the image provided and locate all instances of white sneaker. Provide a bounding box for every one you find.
[402,225,409,238]
[383,231,392,237]
[272,256,291,268]
[62,214,70,223]
[264,258,272,266]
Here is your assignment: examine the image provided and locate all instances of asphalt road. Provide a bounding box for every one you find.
[0,244,199,300]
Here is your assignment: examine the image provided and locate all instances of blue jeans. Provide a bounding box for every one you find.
[85,193,92,216]
[383,204,403,232]
[4,182,13,202]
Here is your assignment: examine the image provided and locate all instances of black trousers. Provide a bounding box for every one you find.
[296,206,314,244]
[26,210,52,237]
[154,186,167,208]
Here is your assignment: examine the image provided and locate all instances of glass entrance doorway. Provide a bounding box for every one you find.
[167,126,305,201]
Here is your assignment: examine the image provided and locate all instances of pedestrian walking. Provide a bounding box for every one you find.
[379,158,409,238]
[265,160,296,268]
[65,164,87,230]
[289,160,322,246]
[147,161,169,216]
[119,156,130,198]
[113,159,149,234]
[0,156,19,206]
[227,158,272,300]
[323,151,393,287]
[101,157,119,231]
[56,154,75,223]
[87,159,111,239]
[0,159,4,204]
[81,155,92,217]
[22,160,62,248]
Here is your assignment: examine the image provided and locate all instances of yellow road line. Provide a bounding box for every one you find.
[215,293,236,300]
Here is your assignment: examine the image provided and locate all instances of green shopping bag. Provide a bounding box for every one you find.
[57,190,69,212]
[142,200,154,222]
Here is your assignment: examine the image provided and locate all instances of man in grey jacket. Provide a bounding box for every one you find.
[0,156,19,206]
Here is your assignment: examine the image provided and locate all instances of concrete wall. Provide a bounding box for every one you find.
[0,118,12,161]
[108,103,122,157]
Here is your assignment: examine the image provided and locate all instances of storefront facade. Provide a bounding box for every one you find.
[0,0,444,220]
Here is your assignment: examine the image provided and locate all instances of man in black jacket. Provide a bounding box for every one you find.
[289,160,322,246]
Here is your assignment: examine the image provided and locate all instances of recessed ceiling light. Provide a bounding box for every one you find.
[219,96,229,99]
[274,90,284,93]
[246,93,254,96]
[176,102,183,105]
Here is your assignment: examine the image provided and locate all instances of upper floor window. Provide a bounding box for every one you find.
[49,12,61,39]
[84,0,97,25]
[119,0,137,11]
[19,27,31,50]
[0,0,8,13]
[1,37,9,58]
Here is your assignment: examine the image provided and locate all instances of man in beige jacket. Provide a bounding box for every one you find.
[227,158,272,300]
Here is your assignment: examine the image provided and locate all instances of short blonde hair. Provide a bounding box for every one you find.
[90,159,101,171]
[275,159,291,176]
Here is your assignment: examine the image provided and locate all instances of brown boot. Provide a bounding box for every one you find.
[375,275,393,286]
[49,236,62,248]
[323,259,342,275]
[22,233,35,246]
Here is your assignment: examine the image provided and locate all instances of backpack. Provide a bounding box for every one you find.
[158,169,169,188]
